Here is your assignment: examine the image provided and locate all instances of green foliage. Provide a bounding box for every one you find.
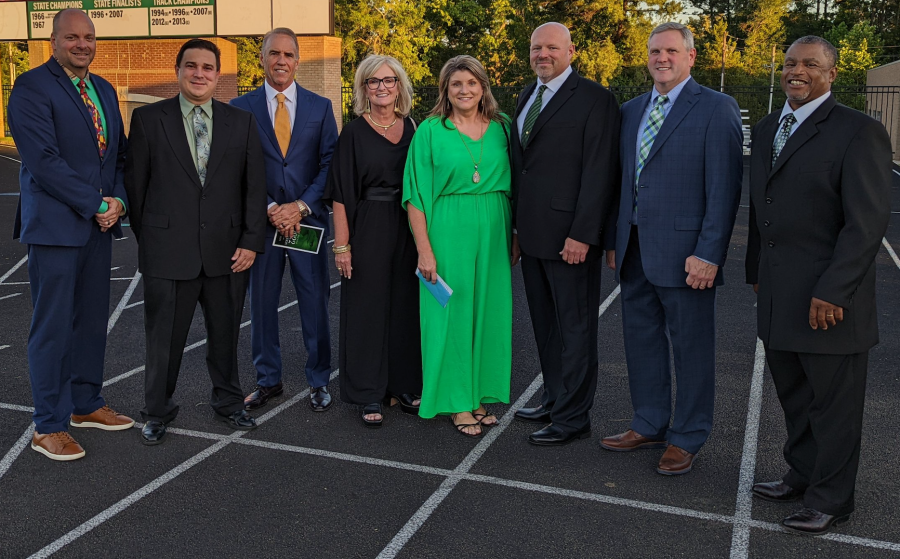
[1,42,30,88]
[233,37,265,88]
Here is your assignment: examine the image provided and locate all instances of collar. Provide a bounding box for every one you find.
[651,75,692,107]
[537,65,573,94]
[265,80,297,104]
[778,91,831,127]
[56,57,90,84]
[179,93,214,119]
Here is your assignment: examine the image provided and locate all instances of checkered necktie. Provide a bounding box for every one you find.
[634,94,668,209]
[193,106,210,186]
[77,79,106,158]
[772,113,796,164]
[520,84,547,149]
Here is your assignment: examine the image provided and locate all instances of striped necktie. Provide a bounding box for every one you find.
[772,113,796,164]
[77,79,106,158]
[634,94,668,210]
[520,85,547,149]
[193,106,210,186]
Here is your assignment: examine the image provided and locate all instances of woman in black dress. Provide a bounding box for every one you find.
[324,55,422,427]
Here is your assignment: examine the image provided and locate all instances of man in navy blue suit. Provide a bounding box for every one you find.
[231,28,338,412]
[8,9,134,461]
[601,22,743,474]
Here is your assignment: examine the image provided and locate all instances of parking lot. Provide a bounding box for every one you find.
[1,142,899,558]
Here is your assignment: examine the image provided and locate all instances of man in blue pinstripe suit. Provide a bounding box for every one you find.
[601,22,743,475]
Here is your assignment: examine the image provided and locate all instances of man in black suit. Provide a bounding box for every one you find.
[511,22,621,445]
[125,39,267,445]
[746,36,891,536]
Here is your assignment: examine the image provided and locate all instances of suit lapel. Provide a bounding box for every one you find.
[94,80,117,162]
[757,115,779,178]
[287,85,313,157]
[769,95,835,178]
[643,79,700,165]
[205,99,230,181]
[622,92,651,185]
[161,98,202,189]
[249,86,280,155]
[48,59,98,155]
[514,82,536,119]
[527,71,579,144]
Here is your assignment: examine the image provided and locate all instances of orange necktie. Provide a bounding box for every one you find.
[274,93,291,157]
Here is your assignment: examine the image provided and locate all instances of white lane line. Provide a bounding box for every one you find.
[0,154,21,163]
[893,169,900,177]
[110,267,120,272]
[748,519,900,552]
[0,292,22,301]
[107,271,141,335]
[28,370,338,559]
[0,345,9,350]
[0,423,35,481]
[0,192,20,196]
[377,286,622,559]
[729,338,767,559]
[882,237,900,271]
[123,300,143,309]
[0,402,34,412]
[0,255,28,284]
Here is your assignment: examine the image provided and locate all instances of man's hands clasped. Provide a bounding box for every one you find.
[95,197,124,232]
[269,202,303,236]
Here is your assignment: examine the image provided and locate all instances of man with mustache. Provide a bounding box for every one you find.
[746,36,891,536]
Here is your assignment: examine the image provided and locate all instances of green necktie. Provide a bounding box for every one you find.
[633,94,668,211]
[520,84,547,149]
[193,106,210,186]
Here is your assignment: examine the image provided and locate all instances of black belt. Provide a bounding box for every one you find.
[360,187,401,202]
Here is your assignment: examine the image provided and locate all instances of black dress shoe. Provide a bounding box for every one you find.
[244,382,284,410]
[310,386,332,412]
[782,507,851,536]
[141,421,166,446]
[215,410,257,430]
[528,424,591,446]
[515,405,551,424]
[752,480,804,502]
[385,393,420,415]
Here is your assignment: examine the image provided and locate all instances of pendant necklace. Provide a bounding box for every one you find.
[453,118,486,183]
[367,113,398,137]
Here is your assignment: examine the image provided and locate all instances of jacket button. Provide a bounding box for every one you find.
[765,197,772,204]
[767,240,775,247]
[521,170,527,175]
[283,163,288,168]
[201,195,207,200]
[763,220,770,227]
[280,188,285,192]
[200,223,206,229]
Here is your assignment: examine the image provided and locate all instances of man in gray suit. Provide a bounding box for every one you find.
[601,22,743,475]
[746,36,891,536]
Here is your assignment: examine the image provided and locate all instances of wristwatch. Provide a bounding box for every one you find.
[296,200,310,218]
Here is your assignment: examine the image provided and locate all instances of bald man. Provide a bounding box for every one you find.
[511,22,621,445]
[8,8,134,462]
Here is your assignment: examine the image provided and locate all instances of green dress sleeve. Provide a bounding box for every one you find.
[402,117,437,231]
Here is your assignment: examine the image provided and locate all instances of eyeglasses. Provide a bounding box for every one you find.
[365,77,399,90]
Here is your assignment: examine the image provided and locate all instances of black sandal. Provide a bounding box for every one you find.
[472,408,498,427]
[362,403,383,428]
[385,393,421,415]
[450,413,482,438]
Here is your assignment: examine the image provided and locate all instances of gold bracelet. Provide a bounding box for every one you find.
[332,244,351,254]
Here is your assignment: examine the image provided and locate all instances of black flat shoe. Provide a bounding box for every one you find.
[752,480,804,502]
[310,386,333,412]
[385,393,420,415]
[362,403,383,428]
[515,405,551,424]
[528,424,591,446]
[244,382,284,410]
[215,410,257,431]
[141,421,166,446]
[782,508,851,536]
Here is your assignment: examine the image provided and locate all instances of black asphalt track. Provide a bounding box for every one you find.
[1,142,899,558]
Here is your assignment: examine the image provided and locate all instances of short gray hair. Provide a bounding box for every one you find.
[649,22,694,51]
[261,28,299,59]
[790,36,838,67]
[352,55,413,117]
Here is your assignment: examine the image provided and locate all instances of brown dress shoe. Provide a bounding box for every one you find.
[657,444,695,475]
[70,405,135,431]
[31,431,86,461]
[600,429,667,452]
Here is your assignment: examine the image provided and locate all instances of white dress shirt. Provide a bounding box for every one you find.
[775,91,831,142]
[264,80,297,132]
[516,65,574,141]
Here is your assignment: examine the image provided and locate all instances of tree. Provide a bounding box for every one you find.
[1,42,30,88]
[233,37,265,88]
[833,22,882,84]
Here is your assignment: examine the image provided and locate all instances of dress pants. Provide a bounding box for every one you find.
[521,250,602,432]
[765,348,868,517]
[27,223,110,433]
[141,270,249,423]
[619,228,716,454]
[249,235,332,389]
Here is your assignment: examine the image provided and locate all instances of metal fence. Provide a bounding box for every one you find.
[2,85,11,137]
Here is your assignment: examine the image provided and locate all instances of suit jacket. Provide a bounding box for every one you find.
[609,78,743,287]
[745,94,891,354]
[511,70,621,260]
[125,97,267,280]
[230,84,338,234]
[8,57,127,245]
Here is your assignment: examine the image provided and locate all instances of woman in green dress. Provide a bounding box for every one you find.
[402,55,518,437]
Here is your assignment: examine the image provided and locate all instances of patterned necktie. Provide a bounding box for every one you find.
[274,93,291,157]
[193,106,210,186]
[634,94,668,210]
[520,84,547,148]
[77,79,106,158]
[772,113,796,164]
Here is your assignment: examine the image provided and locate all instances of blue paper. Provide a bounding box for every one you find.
[416,269,453,307]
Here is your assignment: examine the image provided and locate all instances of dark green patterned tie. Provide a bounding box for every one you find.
[520,84,547,148]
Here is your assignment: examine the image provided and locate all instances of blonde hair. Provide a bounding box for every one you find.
[429,55,502,125]
[352,55,413,117]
